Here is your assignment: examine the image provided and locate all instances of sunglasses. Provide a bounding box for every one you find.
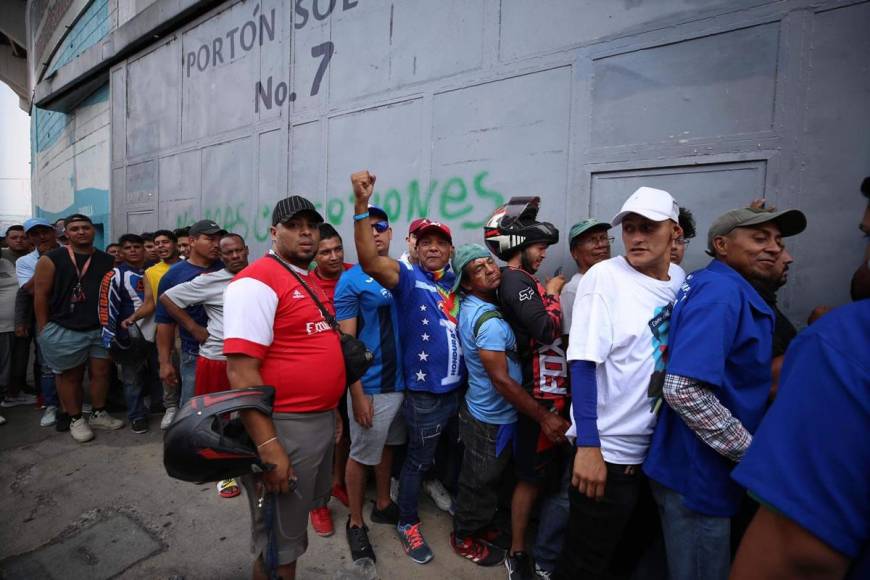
[371,220,390,233]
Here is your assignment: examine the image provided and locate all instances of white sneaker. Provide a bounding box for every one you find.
[1,393,37,407]
[390,477,399,503]
[40,405,58,427]
[423,479,453,513]
[70,417,94,442]
[161,407,178,430]
[88,410,124,430]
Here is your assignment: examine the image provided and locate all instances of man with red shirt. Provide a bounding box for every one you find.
[309,221,354,535]
[312,223,353,305]
[224,195,345,580]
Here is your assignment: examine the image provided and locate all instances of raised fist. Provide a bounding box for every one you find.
[351,170,376,203]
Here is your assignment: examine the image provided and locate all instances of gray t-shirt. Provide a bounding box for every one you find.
[163,268,233,361]
[0,257,19,332]
[560,272,584,334]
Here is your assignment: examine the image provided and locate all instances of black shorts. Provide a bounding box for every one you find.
[514,397,570,489]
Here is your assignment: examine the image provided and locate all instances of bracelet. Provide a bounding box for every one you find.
[256,436,278,450]
[353,211,370,222]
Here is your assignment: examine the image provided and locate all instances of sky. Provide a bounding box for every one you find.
[0,82,32,231]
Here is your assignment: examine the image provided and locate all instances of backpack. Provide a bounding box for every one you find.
[473,309,519,363]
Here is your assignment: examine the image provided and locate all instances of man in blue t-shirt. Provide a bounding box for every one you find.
[351,170,465,565]
[334,205,405,564]
[730,300,869,579]
[644,205,806,580]
[155,219,223,408]
[450,244,571,569]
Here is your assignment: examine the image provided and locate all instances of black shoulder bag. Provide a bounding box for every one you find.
[267,254,373,386]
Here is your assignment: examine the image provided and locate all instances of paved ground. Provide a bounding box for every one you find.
[0,405,506,580]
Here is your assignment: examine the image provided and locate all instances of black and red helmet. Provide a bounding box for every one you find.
[164,386,275,483]
[108,323,149,366]
[483,196,559,260]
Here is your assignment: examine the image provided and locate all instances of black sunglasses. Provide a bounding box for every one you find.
[372,220,390,233]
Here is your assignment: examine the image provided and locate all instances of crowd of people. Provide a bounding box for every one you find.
[0,174,867,580]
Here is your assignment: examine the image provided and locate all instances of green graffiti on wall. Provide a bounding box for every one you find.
[175,171,503,240]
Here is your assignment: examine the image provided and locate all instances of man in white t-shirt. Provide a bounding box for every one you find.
[554,187,685,579]
[159,233,249,498]
[560,219,612,340]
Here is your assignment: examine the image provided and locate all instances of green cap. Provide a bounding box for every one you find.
[569,219,611,244]
[707,207,807,254]
[451,243,492,293]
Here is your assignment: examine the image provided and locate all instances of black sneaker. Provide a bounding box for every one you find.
[346,518,376,563]
[450,532,505,566]
[370,500,399,525]
[131,417,149,434]
[55,412,71,432]
[506,551,535,580]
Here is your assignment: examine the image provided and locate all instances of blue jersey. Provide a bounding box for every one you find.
[645,259,774,516]
[98,263,145,348]
[458,294,520,425]
[733,300,869,575]
[155,259,223,354]
[334,265,404,394]
[392,262,465,393]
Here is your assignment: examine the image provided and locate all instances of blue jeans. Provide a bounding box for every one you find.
[121,359,147,421]
[120,342,157,421]
[36,343,58,408]
[534,458,571,572]
[179,351,198,408]
[397,389,460,525]
[650,479,730,580]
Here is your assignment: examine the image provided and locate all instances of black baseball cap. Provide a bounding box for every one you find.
[189,219,226,237]
[272,195,324,226]
[64,213,93,225]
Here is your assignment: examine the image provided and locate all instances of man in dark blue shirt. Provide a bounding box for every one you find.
[351,170,465,565]
[644,206,806,580]
[155,219,223,408]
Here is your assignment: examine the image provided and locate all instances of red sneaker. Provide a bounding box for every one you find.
[217,479,241,498]
[450,532,505,566]
[310,506,334,537]
[332,483,350,507]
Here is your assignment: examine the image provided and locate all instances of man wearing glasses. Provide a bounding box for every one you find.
[670,207,697,266]
[334,205,405,563]
[560,219,613,341]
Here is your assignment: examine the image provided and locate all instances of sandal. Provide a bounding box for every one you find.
[217,478,241,498]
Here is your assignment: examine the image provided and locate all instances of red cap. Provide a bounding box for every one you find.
[408,218,427,235]
[414,220,452,244]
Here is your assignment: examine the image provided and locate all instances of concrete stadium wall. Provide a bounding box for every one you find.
[30,0,870,324]
[29,0,118,247]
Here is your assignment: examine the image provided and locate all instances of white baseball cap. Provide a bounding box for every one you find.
[611,186,680,226]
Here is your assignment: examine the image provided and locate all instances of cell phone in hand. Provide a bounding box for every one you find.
[554,266,563,277]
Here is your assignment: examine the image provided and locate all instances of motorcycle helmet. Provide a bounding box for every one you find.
[164,386,276,483]
[108,323,149,366]
[483,196,559,261]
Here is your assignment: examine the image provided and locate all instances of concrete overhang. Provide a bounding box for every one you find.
[32,0,225,112]
[0,1,27,48]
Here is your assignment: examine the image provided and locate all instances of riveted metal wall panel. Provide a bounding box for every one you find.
[46,0,868,325]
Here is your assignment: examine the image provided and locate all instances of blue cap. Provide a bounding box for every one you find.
[368,205,389,221]
[23,217,53,233]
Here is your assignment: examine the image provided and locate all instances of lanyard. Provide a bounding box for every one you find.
[67,245,94,282]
